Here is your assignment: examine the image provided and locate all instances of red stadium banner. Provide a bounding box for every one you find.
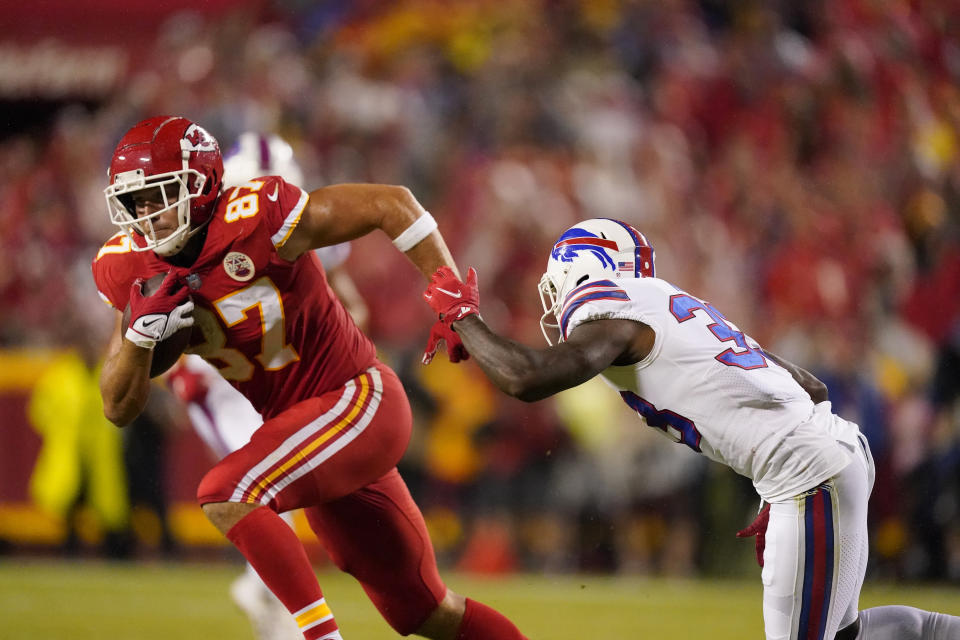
[0,0,262,98]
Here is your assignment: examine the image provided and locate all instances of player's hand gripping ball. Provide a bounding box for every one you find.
[122,271,195,377]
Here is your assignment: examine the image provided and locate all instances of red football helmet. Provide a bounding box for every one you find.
[104,116,223,256]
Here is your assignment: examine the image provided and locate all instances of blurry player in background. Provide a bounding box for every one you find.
[93,116,527,640]
[422,218,960,640]
[165,132,368,640]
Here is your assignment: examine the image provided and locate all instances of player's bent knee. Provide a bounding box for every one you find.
[196,461,258,509]
[201,500,261,535]
[412,589,466,639]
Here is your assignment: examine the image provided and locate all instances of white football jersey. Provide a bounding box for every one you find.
[560,276,856,502]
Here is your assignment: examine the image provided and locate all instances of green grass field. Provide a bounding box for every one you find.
[1,559,957,639]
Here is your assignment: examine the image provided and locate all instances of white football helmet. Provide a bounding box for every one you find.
[222,132,304,188]
[538,218,655,344]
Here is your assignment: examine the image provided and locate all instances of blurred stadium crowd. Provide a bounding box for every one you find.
[2,0,959,582]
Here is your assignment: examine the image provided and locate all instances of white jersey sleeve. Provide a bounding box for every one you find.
[563,276,854,502]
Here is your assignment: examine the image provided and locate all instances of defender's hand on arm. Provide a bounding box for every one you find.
[421,267,480,364]
[424,266,480,322]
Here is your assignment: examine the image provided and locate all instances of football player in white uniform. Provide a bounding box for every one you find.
[421,218,960,640]
[166,132,367,640]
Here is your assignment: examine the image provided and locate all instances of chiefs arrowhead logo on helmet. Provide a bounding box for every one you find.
[182,123,218,153]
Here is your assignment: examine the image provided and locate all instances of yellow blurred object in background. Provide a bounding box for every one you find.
[27,350,129,542]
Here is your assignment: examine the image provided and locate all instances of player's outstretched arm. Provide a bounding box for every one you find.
[100,311,153,426]
[422,266,654,395]
[278,183,458,279]
[454,315,649,402]
[763,350,829,403]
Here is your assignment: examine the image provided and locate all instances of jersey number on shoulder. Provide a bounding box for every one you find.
[95,232,132,261]
[669,293,768,370]
[224,181,265,223]
[189,276,300,380]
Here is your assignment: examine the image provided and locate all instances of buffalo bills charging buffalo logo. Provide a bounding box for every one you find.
[550,228,618,270]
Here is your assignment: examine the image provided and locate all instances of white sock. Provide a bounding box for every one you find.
[860,605,960,640]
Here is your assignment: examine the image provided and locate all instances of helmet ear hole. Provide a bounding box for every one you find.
[201,169,218,196]
[575,274,590,286]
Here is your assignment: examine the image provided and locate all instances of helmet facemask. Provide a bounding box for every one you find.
[538,267,567,346]
[105,165,207,257]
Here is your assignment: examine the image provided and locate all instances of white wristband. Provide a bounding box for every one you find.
[124,326,157,350]
[392,213,438,252]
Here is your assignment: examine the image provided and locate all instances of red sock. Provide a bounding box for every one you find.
[456,598,528,640]
[226,506,340,640]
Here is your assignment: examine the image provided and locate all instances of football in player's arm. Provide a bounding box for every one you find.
[423,218,960,640]
[92,116,527,640]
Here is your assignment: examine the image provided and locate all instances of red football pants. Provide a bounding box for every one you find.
[197,362,447,633]
[304,468,448,634]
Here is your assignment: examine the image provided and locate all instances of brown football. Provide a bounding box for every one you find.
[121,272,194,378]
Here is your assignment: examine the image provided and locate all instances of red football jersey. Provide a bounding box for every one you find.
[92,176,378,419]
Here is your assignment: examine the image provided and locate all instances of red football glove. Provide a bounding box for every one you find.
[422,319,471,365]
[736,502,771,567]
[125,272,195,349]
[166,363,210,405]
[423,266,480,322]
[421,267,480,364]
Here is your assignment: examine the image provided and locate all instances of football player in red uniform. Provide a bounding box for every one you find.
[92,116,527,640]
[165,131,369,640]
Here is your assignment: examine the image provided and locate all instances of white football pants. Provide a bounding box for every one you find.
[761,433,874,640]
